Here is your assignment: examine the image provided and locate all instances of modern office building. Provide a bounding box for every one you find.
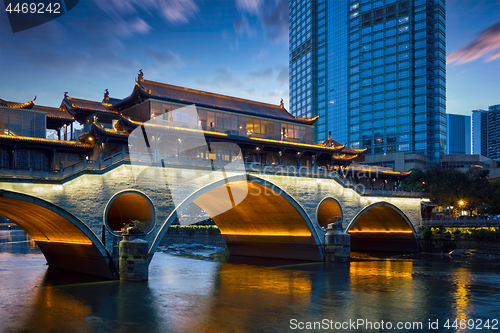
[487,104,500,160]
[472,109,488,156]
[472,104,500,160]
[289,0,446,164]
[446,114,470,155]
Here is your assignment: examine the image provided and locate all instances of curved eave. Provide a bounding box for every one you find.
[341,147,368,154]
[0,134,93,150]
[346,168,411,178]
[293,114,319,125]
[114,80,315,126]
[117,115,139,131]
[107,83,143,112]
[120,117,351,154]
[78,123,128,143]
[332,154,359,161]
[0,96,36,109]
[62,97,117,115]
[47,114,74,120]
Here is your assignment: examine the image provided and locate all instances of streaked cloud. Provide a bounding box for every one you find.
[276,66,288,85]
[233,16,253,37]
[248,68,273,80]
[447,21,500,64]
[146,47,182,65]
[235,0,265,14]
[233,0,288,42]
[92,0,199,24]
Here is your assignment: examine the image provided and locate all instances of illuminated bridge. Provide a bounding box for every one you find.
[0,156,423,279]
[0,74,425,279]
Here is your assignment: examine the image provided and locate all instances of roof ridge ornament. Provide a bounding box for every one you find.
[279,98,284,108]
[104,89,109,101]
[138,69,144,82]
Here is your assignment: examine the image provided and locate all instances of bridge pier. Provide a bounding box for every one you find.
[119,233,149,282]
[324,224,350,263]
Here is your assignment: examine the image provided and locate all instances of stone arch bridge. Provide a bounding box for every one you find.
[0,159,424,279]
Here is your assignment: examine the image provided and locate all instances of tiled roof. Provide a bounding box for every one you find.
[32,105,73,120]
[62,96,118,114]
[78,123,129,143]
[140,80,318,124]
[0,134,93,149]
[117,116,351,154]
[0,97,36,109]
[112,78,318,125]
[320,132,367,155]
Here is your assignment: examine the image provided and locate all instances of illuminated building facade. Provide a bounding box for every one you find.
[1,73,410,183]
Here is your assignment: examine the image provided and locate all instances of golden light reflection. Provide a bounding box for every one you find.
[16,285,92,332]
[350,261,413,292]
[175,263,312,332]
[349,230,414,234]
[219,263,312,295]
[452,267,472,320]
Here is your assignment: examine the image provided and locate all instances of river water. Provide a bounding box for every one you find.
[1,229,499,333]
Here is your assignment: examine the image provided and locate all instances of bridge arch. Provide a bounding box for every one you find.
[346,201,420,252]
[151,174,325,261]
[0,190,118,279]
[316,197,343,229]
[104,190,156,235]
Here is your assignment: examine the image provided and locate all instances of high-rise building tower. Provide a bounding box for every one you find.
[486,104,500,160]
[446,114,470,155]
[289,0,446,164]
[472,104,500,160]
[472,109,488,156]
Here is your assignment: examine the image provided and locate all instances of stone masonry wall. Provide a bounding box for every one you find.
[0,163,423,257]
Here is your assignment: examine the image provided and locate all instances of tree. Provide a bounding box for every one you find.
[401,166,499,215]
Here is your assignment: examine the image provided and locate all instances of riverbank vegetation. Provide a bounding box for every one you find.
[402,167,500,215]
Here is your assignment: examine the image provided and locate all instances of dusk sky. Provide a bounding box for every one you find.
[0,0,499,117]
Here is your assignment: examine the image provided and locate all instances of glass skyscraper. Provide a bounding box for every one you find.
[289,0,446,163]
[473,104,500,160]
[446,114,470,155]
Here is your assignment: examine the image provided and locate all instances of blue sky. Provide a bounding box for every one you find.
[0,0,499,116]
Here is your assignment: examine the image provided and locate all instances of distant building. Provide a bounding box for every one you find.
[472,104,500,160]
[362,151,427,172]
[487,104,500,160]
[446,114,471,155]
[472,109,488,156]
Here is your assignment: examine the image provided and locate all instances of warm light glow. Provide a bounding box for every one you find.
[250,136,346,151]
[458,200,464,206]
[0,134,92,147]
[348,230,413,234]
[221,231,312,236]
[125,118,228,137]
[32,239,93,245]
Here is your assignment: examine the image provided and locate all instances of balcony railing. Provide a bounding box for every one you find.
[421,218,500,227]
[0,150,423,198]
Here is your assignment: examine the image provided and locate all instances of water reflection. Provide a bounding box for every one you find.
[0,230,39,254]
[451,267,473,321]
[349,260,413,292]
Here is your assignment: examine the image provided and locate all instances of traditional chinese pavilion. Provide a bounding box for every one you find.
[0,71,409,187]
